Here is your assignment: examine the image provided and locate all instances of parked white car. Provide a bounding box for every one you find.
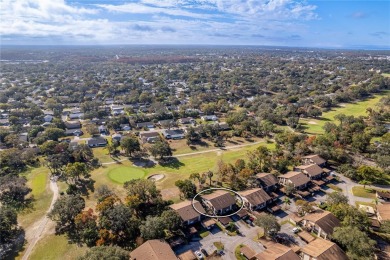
[194,250,204,259]
[292,227,301,233]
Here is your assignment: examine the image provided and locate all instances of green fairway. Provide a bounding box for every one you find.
[107,166,146,184]
[300,91,389,134]
[29,234,87,260]
[19,167,52,229]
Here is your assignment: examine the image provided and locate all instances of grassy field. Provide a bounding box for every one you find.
[19,166,52,229]
[300,91,389,135]
[107,166,146,184]
[355,201,376,208]
[382,73,390,78]
[92,147,125,163]
[87,140,275,200]
[351,186,377,199]
[29,234,87,260]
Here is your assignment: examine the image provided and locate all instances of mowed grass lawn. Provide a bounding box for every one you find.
[108,167,146,184]
[19,166,52,229]
[351,186,377,199]
[300,91,389,135]
[91,140,275,192]
[30,234,88,260]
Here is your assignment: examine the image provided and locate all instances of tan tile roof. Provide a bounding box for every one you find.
[201,190,236,210]
[301,238,348,260]
[239,188,271,206]
[240,245,256,259]
[302,155,326,165]
[256,173,278,188]
[296,164,323,177]
[201,218,216,227]
[178,250,196,260]
[377,191,390,199]
[130,239,177,260]
[254,243,300,260]
[377,203,390,221]
[303,210,340,235]
[297,231,316,243]
[170,200,206,222]
[279,172,310,187]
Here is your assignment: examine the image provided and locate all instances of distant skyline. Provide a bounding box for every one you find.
[1,0,389,49]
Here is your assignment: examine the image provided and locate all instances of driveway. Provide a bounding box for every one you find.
[175,224,265,260]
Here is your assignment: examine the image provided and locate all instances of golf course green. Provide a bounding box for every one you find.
[107,167,146,184]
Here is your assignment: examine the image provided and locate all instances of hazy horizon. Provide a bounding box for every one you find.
[1,0,389,49]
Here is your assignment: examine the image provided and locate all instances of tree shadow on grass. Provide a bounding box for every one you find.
[159,157,185,169]
[193,140,210,147]
[130,158,156,168]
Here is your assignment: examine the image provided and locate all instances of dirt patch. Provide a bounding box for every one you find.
[148,174,165,181]
[307,121,318,125]
[161,187,180,201]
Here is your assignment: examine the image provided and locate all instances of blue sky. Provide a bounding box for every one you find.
[1,0,389,48]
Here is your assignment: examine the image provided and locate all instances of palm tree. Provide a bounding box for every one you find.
[207,170,214,187]
[360,180,372,189]
[283,197,291,210]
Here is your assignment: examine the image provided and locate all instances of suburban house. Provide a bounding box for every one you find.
[139,132,160,143]
[302,154,326,167]
[87,137,107,148]
[111,105,124,115]
[300,238,348,260]
[177,250,197,260]
[301,210,340,239]
[278,171,310,190]
[120,124,131,131]
[98,125,109,135]
[130,239,177,260]
[255,173,278,191]
[201,190,236,215]
[42,109,54,116]
[377,203,390,223]
[158,119,175,127]
[201,115,218,121]
[377,191,390,202]
[68,109,84,120]
[65,128,83,136]
[43,114,53,122]
[178,117,194,124]
[238,188,272,211]
[136,121,155,129]
[162,129,185,140]
[0,118,10,126]
[169,200,206,226]
[295,164,324,180]
[217,122,231,131]
[65,120,81,129]
[254,242,300,260]
[239,245,257,260]
[111,133,122,142]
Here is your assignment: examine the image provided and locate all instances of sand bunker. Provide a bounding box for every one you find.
[307,121,318,125]
[148,174,165,181]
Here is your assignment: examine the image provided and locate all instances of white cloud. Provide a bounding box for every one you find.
[0,0,317,45]
[96,3,214,19]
